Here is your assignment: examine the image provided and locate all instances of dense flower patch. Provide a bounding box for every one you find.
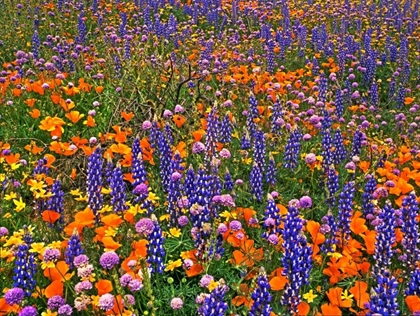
[0,0,420,315]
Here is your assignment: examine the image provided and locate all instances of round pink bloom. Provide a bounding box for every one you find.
[170,297,183,310]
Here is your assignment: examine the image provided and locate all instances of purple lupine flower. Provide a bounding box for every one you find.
[281,206,312,313]
[320,211,339,254]
[266,153,277,187]
[326,167,339,207]
[246,93,259,139]
[262,194,281,240]
[184,165,196,202]
[362,175,377,218]
[249,267,272,316]
[333,129,347,164]
[400,193,419,270]
[87,147,103,218]
[337,181,356,243]
[167,154,184,226]
[321,128,334,168]
[253,130,266,173]
[5,287,25,305]
[223,169,234,192]
[350,130,365,158]
[65,229,84,269]
[240,128,252,150]
[198,282,229,316]
[131,137,148,203]
[219,113,232,144]
[283,128,302,170]
[270,99,284,136]
[204,106,220,165]
[13,243,37,296]
[367,270,399,316]
[406,267,420,295]
[250,163,263,202]
[47,180,64,229]
[110,164,128,213]
[146,215,166,274]
[373,202,396,273]
[99,251,120,270]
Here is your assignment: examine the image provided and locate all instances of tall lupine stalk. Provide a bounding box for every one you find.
[265,153,277,187]
[87,147,103,218]
[247,93,259,140]
[110,163,128,213]
[219,113,232,144]
[261,194,281,241]
[320,210,339,254]
[333,129,347,164]
[362,175,377,219]
[198,282,229,316]
[13,243,37,296]
[270,98,283,137]
[65,229,84,269]
[368,202,399,315]
[283,127,302,170]
[321,128,334,169]
[147,215,166,274]
[156,127,173,194]
[281,205,312,314]
[190,166,212,258]
[400,193,419,271]
[167,153,184,227]
[253,130,266,172]
[326,166,339,207]
[204,106,219,166]
[337,181,356,245]
[131,137,148,204]
[47,179,64,229]
[250,162,263,203]
[249,267,272,316]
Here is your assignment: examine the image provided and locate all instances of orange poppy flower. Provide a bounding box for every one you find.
[74,208,96,227]
[406,295,420,313]
[65,111,84,124]
[320,303,342,316]
[96,279,113,296]
[121,111,134,121]
[101,214,124,228]
[43,261,70,281]
[29,108,41,119]
[50,92,61,104]
[83,115,96,127]
[326,287,352,308]
[269,268,287,291]
[102,236,122,251]
[350,211,368,235]
[41,210,61,224]
[232,238,264,268]
[173,114,187,128]
[349,281,369,309]
[45,280,64,298]
[25,98,37,107]
[24,142,44,155]
[95,86,104,93]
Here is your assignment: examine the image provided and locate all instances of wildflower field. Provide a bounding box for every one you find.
[1,0,420,315]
